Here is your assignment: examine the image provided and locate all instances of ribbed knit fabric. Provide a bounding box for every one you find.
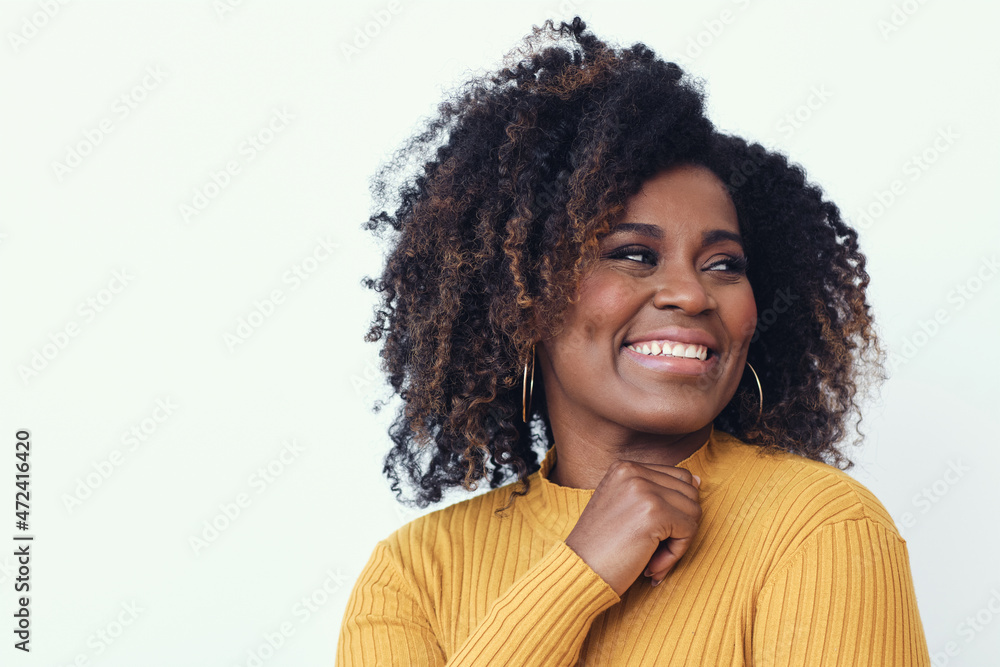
[336,427,931,665]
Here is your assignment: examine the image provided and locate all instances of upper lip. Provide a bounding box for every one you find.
[623,327,719,353]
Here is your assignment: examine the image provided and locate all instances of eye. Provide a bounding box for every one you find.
[604,245,657,266]
[705,254,749,274]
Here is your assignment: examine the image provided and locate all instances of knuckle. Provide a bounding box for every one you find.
[621,474,647,497]
[610,460,638,479]
[635,496,661,518]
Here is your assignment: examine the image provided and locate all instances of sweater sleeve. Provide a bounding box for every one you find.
[752,518,931,666]
[336,539,620,666]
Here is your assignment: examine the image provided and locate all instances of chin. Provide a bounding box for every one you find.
[618,409,715,436]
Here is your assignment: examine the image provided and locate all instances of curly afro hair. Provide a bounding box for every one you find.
[363,17,884,508]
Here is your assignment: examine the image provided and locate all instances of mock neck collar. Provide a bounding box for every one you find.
[516,425,749,541]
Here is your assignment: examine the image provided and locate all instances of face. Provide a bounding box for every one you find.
[537,164,757,438]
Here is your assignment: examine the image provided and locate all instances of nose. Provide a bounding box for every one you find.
[650,266,715,314]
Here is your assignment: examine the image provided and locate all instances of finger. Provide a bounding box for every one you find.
[643,505,700,577]
[643,539,672,577]
[646,535,695,584]
[648,535,692,573]
[607,461,701,502]
[616,459,697,486]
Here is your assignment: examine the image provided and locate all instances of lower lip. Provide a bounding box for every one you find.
[621,345,719,376]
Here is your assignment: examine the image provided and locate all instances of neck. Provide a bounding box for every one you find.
[547,420,713,490]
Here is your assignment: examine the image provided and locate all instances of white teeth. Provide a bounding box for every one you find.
[628,341,709,360]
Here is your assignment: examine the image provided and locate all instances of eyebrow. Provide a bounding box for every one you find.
[604,223,744,248]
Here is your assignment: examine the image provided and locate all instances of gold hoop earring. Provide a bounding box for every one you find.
[522,343,535,423]
[746,361,763,424]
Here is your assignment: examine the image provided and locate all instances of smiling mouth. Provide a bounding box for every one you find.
[624,340,710,361]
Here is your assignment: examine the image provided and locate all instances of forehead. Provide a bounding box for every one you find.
[619,164,739,235]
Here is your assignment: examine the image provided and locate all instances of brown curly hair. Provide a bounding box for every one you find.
[363,17,884,507]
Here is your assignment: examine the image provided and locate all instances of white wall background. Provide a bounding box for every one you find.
[1,0,997,665]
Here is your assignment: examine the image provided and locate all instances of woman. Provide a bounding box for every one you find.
[337,18,930,666]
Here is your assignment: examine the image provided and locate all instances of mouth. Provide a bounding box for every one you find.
[620,334,720,377]
[624,339,710,361]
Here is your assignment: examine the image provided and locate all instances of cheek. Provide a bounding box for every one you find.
[741,289,757,342]
[728,286,758,345]
[566,274,636,347]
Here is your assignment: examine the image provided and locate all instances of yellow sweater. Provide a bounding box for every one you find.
[337,428,931,665]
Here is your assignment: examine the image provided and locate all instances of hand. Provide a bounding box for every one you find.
[564,460,702,596]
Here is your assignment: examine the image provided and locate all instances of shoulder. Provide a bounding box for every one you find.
[713,430,900,537]
[379,479,523,567]
[708,431,912,587]
[362,481,530,619]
